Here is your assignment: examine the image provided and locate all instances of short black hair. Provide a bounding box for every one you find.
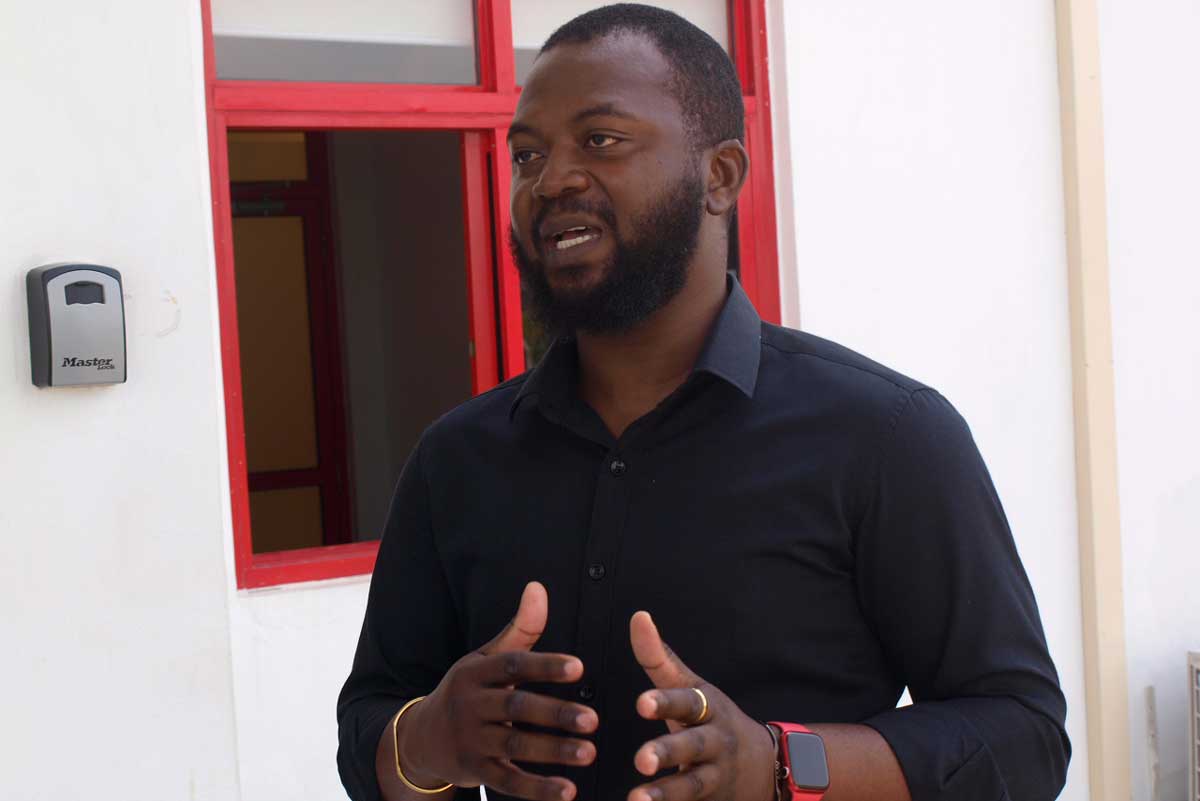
[538,3,745,149]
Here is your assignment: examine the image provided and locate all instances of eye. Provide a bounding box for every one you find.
[512,149,542,166]
[586,134,620,148]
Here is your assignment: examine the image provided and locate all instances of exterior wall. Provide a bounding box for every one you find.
[1097,2,1200,799]
[228,578,369,800]
[0,2,241,800]
[770,2,1090,799]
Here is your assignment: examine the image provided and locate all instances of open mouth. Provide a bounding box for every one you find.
[547,225,602,251]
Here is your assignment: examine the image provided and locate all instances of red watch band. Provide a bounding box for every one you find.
[767,722,829,801]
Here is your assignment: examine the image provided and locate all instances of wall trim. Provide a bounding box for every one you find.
[1053,1,1131,799]
[764,0,801,329]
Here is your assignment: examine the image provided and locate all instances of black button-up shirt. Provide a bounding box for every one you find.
[338,277,1070,801]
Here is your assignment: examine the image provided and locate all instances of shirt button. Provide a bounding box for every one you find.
[609,459,627,477]
[588,563,606,581]
[578,684,596,701]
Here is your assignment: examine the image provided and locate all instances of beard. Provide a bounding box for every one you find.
[509,165,706,337]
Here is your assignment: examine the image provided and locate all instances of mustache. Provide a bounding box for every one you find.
[530,198,619,242]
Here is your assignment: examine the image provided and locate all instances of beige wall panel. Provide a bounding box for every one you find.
[233,215,320,473]
[249,487,324,553]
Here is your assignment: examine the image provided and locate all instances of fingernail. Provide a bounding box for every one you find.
[561,786,572,801]
[576,712,593,729]
[646,752,659,773]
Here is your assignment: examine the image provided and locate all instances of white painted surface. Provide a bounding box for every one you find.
[229,577,370,801]
[774,2,1089,799]
[0,1,240,799]
[1097,2,1200,799]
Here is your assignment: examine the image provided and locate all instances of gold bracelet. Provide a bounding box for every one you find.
[392,696,454,794]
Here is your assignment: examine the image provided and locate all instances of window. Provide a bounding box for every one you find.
[201,0,781,588]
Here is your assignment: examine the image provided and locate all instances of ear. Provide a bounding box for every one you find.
[704,138,749,217]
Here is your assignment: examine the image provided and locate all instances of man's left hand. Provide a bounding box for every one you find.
[628,611,777,801]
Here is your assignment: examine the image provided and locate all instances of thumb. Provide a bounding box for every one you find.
[482,581,548,654]
[630,610,694,688]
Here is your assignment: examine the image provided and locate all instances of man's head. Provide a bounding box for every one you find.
[507,4,748,336]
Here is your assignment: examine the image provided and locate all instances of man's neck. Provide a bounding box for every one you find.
[575,265,727,439]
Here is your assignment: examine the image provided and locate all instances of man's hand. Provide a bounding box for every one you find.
[396,582,598,801]
[628,611,776,801]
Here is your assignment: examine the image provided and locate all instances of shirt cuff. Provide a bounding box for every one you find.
[337,696,407,801]
[862,701,1008,801]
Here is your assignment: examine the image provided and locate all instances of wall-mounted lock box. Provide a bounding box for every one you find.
[27,263,127,387]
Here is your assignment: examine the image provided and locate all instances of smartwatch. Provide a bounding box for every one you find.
[767,722,829,800]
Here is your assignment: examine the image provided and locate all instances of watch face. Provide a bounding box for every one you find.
[786,732,830,792]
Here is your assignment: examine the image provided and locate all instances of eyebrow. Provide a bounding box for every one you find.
[507,103,640,142]
[571,103,639,125]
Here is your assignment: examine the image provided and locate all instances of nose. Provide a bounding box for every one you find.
[532,149,590,200]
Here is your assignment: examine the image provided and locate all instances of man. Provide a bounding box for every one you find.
[337,5,1070,801]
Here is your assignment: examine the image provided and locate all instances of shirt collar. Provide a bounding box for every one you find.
[692,274,762,399]
[509,333,576,419]
[509,273,762,420]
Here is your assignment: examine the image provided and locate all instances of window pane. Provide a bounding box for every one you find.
[329,131,474,542]
[211,0,478,84]
[511,0,730,84]
[234,215,320,473]
[229,130,474,554]
[228,132,307,182]
[250,487,324,553]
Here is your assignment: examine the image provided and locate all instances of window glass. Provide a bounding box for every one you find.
[229,131,474,554]
[228,133,307,182]
[234,215,320,474]
[211,0,478,84]
[511,0,730,84]
[250,488,324,553]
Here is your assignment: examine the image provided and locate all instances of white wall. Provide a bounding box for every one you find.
[0,2,240,800]
[1097,2,1200,800]
[770,2,1090,798]
[228,577,369,801]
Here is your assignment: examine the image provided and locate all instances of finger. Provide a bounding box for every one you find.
[633,725,724,775]
[476,689,599,733]
[474,650,585,687]
[628,763,722,801]
[630,611,695,689]
[482,581,549,655]
[480,758,577,801]
[478,724,597,767]
[636,687,710,725]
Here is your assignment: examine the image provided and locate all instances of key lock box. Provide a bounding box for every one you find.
[27,263,127,387]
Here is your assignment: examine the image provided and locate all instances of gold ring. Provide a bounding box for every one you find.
[688,687,710,726]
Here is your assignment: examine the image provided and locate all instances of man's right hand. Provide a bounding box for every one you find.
[388,581,598,801]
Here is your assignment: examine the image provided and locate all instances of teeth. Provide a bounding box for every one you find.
[556,233,598,250]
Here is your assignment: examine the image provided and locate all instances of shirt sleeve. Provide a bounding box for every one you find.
[336,434,468,801]
[855,388,1071,801]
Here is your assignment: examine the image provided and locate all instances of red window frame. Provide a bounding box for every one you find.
[201,0,781,589]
